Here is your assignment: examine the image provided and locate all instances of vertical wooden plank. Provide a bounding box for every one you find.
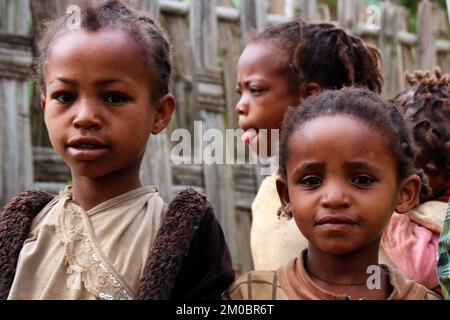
[0,0,33,206]
[190,0,237,260]
[161,13,198,133]
[380,1,400,97]
[218,20,240,130]
[240,0,267,45]
[293,0,317,21]
[417,0,438,70]
[337,0,360,34]
[396,7,414,90]
[190,0,218,69]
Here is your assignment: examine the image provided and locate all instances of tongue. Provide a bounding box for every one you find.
[242,129,258,144]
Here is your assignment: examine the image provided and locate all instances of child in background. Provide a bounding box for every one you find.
[225,88,440,300]
[0,0,234,300]
[235,19,384,271]
[380,68,450,292]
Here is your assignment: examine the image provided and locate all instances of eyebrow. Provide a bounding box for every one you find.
[292,161,381,176]
[49,77,125,86]
[293,162,325,176]
[343,161,381,175]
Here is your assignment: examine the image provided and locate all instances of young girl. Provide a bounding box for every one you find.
[0,0,234,300]
[380,68,450,292]
[225,88,440,300]
[236,19,384,271]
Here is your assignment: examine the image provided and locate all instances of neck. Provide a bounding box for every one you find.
[305,240,391,299]
[71,163,142,211]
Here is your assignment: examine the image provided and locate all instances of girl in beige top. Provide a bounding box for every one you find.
[1,0,234,300]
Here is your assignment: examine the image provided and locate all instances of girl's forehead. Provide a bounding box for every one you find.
[289,114,392,162]
[45,29,152,86]
[238,42,286,72]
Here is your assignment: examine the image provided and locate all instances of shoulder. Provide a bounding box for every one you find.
[0,189,54,300]
[137,188,234,300]
[386,265,443,300]
[251,172,281,216]
[223,271,288,300]
[1,189,54,220]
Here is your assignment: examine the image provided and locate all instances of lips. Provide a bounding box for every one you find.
[316,215,358,226]
[67,136,109,161]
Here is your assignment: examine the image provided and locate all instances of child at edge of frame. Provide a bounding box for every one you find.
[0,0,234,300]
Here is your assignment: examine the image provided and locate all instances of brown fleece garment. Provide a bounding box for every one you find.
[0,190,54,299]
[136,188,211,299]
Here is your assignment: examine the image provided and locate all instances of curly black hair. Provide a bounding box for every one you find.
[392,67,450,201]
[251,19,384,95]
[34,0,172,102]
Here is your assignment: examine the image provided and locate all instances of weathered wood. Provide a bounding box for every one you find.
[240,0,267,45]
[218,19,241,130]
[235,209,254,272]
[417,0,438,70]
[33,147,70,183]
[29,0,69,148]
[337,0,360,34]
[0,0,33,207]
[380,1,400,97]
[0,34,32,80]
[191,0,237,259]
[190,0,218,70]
[296,0,318,21]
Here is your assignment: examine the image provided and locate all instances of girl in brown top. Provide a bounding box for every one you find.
[225,88,441,300]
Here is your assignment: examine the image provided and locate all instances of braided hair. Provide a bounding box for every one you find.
[251,19,384,95]
[392,67,450,201]
[34,0,172,102]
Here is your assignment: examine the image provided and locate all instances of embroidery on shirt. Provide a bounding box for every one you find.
[55,187,134,300]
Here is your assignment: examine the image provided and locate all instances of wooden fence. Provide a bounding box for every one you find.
[1,0,449,273]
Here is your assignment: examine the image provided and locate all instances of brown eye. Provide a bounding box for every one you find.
[104,93,128,105]
[249,87,264,96]
[300,176,322,189]
[352,175,375,187]
[53,92,75,104]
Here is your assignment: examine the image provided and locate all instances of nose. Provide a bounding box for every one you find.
[72,98,103,130]
[320,181,351,209]
[235,94,249,116]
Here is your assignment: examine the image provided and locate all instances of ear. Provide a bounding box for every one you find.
[395,174,421,213]
[276,177,291,210]
[40,95,47,112]
[151,94,176,135]
[301,82,322,100]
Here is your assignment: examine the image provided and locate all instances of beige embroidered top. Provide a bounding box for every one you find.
[8,186,164,300]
